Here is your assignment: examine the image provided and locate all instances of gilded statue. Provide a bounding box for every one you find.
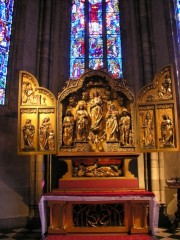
[106,104,119,141]
[22,119,35,150]
[119,108,131,145]
[77,163,122,177]
[39,117,55,151]
[22,82,35,104]
[160,114,174,146]
[75,103,89,141]
[158,74,172,100]
[62,110,75,146]
[142,111,154,147]
[89,91,103,132]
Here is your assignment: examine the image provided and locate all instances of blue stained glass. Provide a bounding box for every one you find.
[71,16,85,35]
[71,36,85,58]
[70,0,85,79]
[89,58,103,69]
[106,12,120,35]
[106,0,122,78]
[70,0,123,79]
[89,36,103,58]
[0,88,5,104]
[89,1,103,69]
[89,0,102,3]
[89,2,102,35]
[0,0,14,105]
[107,58,122,78]
[106,0,119,12]
[175,0,180,48]
[70,58,84,79]
[107,35,121,58]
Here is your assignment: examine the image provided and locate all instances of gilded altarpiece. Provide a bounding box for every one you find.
[18,71,57,155]
[137,65,179,152]
[58,69,135,155]
[18,66,178,234]
[17,66,179,155]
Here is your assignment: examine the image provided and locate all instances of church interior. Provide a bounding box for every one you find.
[1,0,180,239]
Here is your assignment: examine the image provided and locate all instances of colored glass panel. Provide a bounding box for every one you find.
[89,1,102,35]
[70,58,84,79]
[89,58,103,69]
[176,0,180,26]
[107,58,122,79]
[107,35,121,58]
[175,0,180,49]
[70,0,123,79]
[70,0,85,79]
[71,36,85,58]
[0,0,14,105]
[88,0,103,69]
[89,36,103,58]
[106,0,122,78]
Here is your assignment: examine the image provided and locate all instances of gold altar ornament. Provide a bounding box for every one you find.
[17,71,57,155]
[17,65,179,155]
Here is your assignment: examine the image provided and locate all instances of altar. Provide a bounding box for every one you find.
[39,190,159,235]
[17,66,179,237]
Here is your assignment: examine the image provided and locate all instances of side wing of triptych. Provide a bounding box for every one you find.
[17,71,57,155]
[136,65,179,152]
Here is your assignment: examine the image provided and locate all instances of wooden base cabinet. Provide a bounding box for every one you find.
[47,200,149,234]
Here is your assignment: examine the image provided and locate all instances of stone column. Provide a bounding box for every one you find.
[150,152,160,202]
[29,155,44,218]
[159,152,165,203]
[138,153,145,189]
[37,0,52,87]
[137,0,154,84]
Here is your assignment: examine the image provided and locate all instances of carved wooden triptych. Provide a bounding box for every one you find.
[137,65,178,152]
[17,72,57,155]
[17,65,179,155]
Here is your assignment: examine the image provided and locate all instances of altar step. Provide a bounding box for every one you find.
[45,234,154,240]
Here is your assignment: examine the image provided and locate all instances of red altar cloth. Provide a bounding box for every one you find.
[58,178,139,189]
[44,190,155,197]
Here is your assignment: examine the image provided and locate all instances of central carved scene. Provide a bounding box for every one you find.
[58,70,135,153]
[73,158,123,177]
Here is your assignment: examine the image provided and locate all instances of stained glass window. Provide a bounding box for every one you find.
[0,0,14,105]
[175,0,180,49]
[70,0,122,79]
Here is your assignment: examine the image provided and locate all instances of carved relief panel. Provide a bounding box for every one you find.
[58,69,136,154]
[18,71,57,154]
[137,65,179,152]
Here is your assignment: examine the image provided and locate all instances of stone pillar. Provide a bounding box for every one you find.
[159,152,165,203]
[137,0,154,84]
[138,153,145,189]
[150,152,160,202]
[37,0,52,87]
[29,155,44,218]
